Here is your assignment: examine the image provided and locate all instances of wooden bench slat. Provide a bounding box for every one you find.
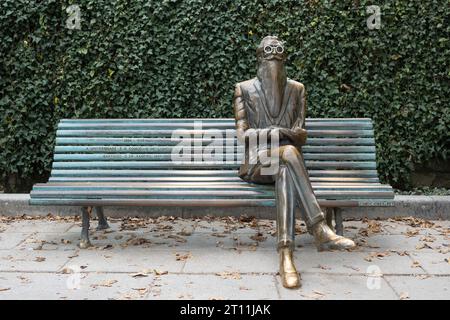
[54,145,377,154]
[58,122,373,130]
[48,176,381,183]
[31,189,393,199]
[33,182,392,190]
[56,129,374,138]
[54,153,376,161]
[59,118,372,123]
[29,198,394,207]
[56,137,375,146]
[52,160,377,170]
[50,169,380,177]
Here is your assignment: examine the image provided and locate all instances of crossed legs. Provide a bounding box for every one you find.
[268,145,356,288]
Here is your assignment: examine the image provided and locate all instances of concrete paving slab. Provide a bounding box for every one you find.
[0,272,153,300]
[195,219,259,234]
[293,250,427,275]
[183,250,278,274]
[357,234,436,252]
[0,233,30,250]
[276,273,398,300]
[2,220,74,234]
[0,249,75,272]
[67,247,187,273]
[380,219,448,236]
[150,274,279,300]
[407,251,450,275]
[0,216,448,300]
[384,275,450,300]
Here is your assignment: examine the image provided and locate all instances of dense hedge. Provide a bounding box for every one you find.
[1,0,449,192]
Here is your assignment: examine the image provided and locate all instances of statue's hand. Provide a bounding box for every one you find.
[267,127,291,140]
[266,127,307,146]
[291,127,307,146]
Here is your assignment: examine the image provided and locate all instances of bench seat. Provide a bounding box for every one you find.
[30,118,394,209]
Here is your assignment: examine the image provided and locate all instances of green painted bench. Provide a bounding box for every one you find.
[30,118,394,246]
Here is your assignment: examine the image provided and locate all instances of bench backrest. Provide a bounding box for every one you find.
[51,118,381,184]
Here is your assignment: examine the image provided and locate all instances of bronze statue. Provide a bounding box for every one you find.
[233,36,356,288]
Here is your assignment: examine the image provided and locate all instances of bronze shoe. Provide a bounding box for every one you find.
[279,247,301,288]
[312,221,356,252]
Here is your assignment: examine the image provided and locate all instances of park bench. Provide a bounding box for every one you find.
[29,118,394,246]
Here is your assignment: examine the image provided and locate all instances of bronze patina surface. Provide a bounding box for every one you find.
[233,36,356,288]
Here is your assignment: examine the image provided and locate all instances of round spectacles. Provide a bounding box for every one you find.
[264,45,284,54]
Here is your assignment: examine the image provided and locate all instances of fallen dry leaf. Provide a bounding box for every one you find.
[211,232,227,238]
[364,251,390,262]
[91,279,117,288]
[404,229,420,237]
[132,287,149,296]
[359,219,382,237]
[130,272,149,278]
[415,242,433,250]
[123,237,152,247]
[250,232,267,242]
[389,250,409,256]
[153,269,168,276]
[175,252,192,261]
[397,217,435,228]
[34,256,46,262]
[399,292,409,300]
[316,264,331,270]
[420,235,436,242]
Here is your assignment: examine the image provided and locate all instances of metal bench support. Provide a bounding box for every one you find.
[334,208,344,236]
[95,206,109,230]
[325,207,344,236]
[80,206,92,248]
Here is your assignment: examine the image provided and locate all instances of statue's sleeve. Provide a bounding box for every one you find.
[233,84,249,144]
[291,84,307,130]
[234,83,270,144]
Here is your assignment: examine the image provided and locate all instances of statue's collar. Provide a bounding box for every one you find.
[253,78,293,125]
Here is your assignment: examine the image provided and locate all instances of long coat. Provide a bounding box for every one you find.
[233,77,307,183]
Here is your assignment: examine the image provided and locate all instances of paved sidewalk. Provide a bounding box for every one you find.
[0,215,448,300]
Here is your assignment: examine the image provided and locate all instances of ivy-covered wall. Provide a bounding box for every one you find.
[1,0,449,192]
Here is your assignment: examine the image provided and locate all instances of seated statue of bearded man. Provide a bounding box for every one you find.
[233,36,356,288]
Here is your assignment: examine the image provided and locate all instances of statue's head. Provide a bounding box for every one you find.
[256,36,286,63]
[255,36,287,116]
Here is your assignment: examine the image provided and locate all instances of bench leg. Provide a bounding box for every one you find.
[334,208,344,236]
[95,206,109,230]
[325,208,334,231]
[79,206,92,249]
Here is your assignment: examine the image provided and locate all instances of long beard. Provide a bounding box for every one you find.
[257,60,287,118]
